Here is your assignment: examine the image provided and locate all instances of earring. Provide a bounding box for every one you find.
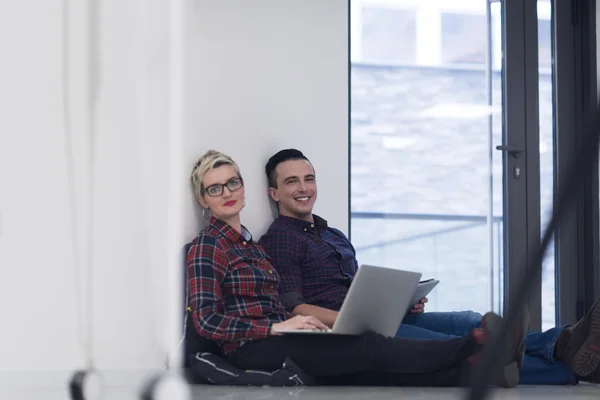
[202,208,211,220]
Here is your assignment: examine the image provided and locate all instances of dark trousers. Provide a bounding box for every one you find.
[228,331,478,387]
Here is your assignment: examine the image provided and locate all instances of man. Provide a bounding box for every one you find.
[258,148,600,386]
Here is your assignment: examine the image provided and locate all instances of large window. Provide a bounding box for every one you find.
[350,0,555,329]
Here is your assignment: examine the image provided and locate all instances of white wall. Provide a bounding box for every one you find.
[183,0,349,241]
[0,0,83,377]
[0,0,179,387]
[0,0,348,390]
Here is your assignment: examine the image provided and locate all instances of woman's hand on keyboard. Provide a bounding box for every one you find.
[271,315,329,335]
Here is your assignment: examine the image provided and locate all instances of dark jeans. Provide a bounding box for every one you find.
[228,332,478,387]
[399,311,577,385]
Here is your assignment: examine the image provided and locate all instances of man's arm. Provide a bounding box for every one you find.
[292,304,338,328]
[260,230,335,323]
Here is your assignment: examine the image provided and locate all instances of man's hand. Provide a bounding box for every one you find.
[410,297,428,313]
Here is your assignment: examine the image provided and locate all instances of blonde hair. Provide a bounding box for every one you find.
[190,150,242,199]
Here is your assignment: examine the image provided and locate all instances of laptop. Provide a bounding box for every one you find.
[278,265,423,337]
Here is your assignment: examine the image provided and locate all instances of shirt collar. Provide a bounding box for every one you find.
[277,214,328,233]
[208,217,253,244]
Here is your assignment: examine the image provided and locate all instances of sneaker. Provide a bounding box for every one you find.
[468,311,527,388]
[556,297,600,377]
[579,368,600,384]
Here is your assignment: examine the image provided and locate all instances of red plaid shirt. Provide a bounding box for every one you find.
[186,217,292,355]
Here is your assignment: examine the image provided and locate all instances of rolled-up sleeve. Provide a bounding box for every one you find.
[280,291,306,312]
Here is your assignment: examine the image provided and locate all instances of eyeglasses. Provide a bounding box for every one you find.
[203,177,244,197]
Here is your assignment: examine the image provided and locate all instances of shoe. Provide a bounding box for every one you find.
[483,311,528,366]
[556,297,600,377]
[579,368,600,384]
[468,312,526,388]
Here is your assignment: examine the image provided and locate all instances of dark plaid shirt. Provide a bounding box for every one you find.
[187,217,291,356]
[258,215,358,312]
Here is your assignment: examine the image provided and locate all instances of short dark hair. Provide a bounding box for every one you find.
[265,149,311,188]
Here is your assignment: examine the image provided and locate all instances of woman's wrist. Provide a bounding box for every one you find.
[270,322,280,335]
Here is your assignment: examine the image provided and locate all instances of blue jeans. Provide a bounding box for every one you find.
[398,311,578,385]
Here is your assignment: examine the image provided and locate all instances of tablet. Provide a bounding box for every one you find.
[407,279,439,311]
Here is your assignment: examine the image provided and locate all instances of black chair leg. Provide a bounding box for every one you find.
[139,371,190,400]
[69,369,104,400]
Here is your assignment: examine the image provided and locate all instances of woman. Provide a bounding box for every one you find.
[186,150,524,388]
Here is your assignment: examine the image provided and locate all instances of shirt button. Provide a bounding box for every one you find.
[303,228,307,232]
[242,241,247,245]
[310,224,314,228]
[268,270,273,274]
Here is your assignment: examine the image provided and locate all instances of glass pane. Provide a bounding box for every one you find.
[440,13,487,65]
[538,0,556,331]
[361,7,417,64]
[351,0,504,315]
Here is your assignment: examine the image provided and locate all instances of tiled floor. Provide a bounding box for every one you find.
[191,384,600,399]
[3,383,600,400]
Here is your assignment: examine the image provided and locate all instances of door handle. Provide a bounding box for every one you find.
[496,145,524,159]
